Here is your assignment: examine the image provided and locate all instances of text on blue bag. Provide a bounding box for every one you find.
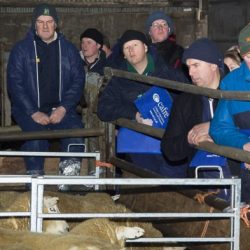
[135,86,172,128]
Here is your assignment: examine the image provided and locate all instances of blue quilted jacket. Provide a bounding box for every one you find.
[7,29,85,117]
[210,62,250,149]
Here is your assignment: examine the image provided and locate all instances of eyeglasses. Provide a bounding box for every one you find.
[36,19,55,26]
[151,22,168,30]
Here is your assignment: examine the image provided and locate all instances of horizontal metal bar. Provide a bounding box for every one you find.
[32,176,240,186]
[0,176,240,186]
[39,212,234,219]
[0,151,99,157]
[0,176,31,183]
[126,237,233,243]
[0,212,31,217]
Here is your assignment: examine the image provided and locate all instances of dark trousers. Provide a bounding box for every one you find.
[13,111,84,173]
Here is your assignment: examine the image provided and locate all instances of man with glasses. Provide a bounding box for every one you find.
[7,3,85,191]
[145,11,185,71]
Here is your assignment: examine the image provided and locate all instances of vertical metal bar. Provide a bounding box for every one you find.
[233,179,241,250]
[230,180,235,250]
[36,178,44,232]
[95,152,100,190]
[30,177,38,232]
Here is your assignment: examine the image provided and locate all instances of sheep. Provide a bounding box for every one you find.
[0,191,69,234]
[43,196,69,234]
[0,191,187,249]
[46,191,187,249]
[0,223,186,250]
[70,218,145,247]
[0,226,124,250]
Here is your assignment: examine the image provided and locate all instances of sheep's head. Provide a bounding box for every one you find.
[43,196,69,234]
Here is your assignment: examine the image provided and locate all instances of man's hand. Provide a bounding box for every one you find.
[135,112,143,123]
[49,106,66,124]
[243,142,250,169]
[187,122,213,145]
[135,112,153,126]
[31,111,50,125]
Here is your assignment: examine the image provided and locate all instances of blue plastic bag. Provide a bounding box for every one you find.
[190,150,227,167]
[134,86,172,128]
[117,86,172,154]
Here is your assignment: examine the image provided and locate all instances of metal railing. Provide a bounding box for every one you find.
[0,149,101,228]
[0,174,241,249]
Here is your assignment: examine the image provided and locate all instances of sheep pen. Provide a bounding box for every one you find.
[0,191,69,234]
[118,171,250,250]
[0,190,187,250]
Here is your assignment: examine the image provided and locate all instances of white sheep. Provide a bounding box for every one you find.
[0,191,187,249]
[0,191,69,234]
[0,222,186,250]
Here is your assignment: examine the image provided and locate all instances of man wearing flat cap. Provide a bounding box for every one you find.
[7,3,85,191]
[210,24,250,203]
[161,38,233,194]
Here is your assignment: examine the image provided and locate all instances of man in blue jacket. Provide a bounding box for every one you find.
[7,3,85,191]
[210,24,250,203]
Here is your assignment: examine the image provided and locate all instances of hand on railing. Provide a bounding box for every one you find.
[188,122,213,146]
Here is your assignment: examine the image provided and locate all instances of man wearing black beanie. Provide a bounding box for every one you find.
[31,3,58,30]
[97,29,188,179]
[7,3,85,191]
[79,28,106,75]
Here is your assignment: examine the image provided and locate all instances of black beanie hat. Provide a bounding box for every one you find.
[32,3,58,28]
[120,30,149,48]
[80,28,104,47]
[182,38,224,73]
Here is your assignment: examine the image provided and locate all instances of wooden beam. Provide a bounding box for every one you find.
[105,67,250,100]
[0,128,104,141]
